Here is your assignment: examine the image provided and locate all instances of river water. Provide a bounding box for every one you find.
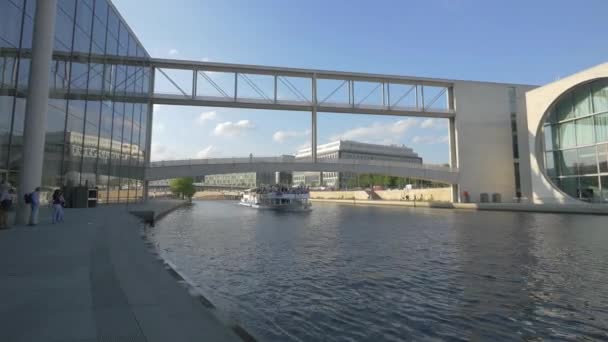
[149,201,608,341]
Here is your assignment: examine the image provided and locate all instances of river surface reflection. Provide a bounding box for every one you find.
[149,201,608,341]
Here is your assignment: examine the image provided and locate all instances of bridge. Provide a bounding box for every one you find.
[145,157,459,185]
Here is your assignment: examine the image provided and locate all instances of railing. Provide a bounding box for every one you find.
[148,157,458,173]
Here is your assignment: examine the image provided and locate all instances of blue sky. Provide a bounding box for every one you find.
[112,0,608,163]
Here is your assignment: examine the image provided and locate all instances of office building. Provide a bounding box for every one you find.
[293,140,422,188]
[1,0,150,203]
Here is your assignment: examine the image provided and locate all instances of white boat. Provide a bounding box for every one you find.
[239,186,312,211]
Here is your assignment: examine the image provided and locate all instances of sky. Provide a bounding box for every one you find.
[112,0,608,163]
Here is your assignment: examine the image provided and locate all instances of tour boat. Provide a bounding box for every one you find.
[239,186,312,211]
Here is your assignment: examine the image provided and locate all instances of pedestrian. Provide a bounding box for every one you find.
[51,189,64,224]
[0,183,11,229]
[26,187,41,225]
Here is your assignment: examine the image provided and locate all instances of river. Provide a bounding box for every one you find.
[148,201,608,341]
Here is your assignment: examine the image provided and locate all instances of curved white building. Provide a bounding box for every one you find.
[526,63,608,204]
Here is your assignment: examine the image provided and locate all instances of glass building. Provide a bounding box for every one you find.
[541,79,608,203]
[0,0,151,203]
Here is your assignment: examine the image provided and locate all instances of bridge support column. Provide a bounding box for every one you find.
[311,73,318,163]
[16,0,57,224]
[448,116,459,203]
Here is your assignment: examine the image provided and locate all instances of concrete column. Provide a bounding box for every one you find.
[448,116,459,203]
[143,67,155,201]
[311,74,318,164]
[17,0,57,224]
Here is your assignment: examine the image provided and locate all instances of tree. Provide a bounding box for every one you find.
[169,177,196,201]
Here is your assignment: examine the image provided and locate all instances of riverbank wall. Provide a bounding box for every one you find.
[311,198,608,215]
[310,188,452,202]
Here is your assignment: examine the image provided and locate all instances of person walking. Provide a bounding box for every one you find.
[27,187,41,225]
[51,189,64,224]
[0,183,11,229]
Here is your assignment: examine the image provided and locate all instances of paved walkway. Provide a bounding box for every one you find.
[0,201,241,342]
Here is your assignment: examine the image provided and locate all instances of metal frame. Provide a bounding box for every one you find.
[0,48,457,178]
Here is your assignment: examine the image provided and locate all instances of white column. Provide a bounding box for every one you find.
[311,74,318,163]
[143,67,155,201]
[448,116,459,203]
[17,0,57,224]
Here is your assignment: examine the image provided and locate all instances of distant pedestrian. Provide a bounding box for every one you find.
[25,187,41,225]
[52,189,65,224]
[0,183,11,229]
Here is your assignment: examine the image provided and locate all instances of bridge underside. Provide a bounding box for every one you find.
[145,161,459,185]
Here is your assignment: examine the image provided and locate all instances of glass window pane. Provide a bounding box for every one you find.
[17,58,30,89]
[0,0,24,48]
[8,98,26,171]
[556,93,574,122]
[576,117,595,146]
[558,121,576,148]
[43,99,67,188]
[118,23,129,56]
[21,8,34,49]
[88,63,104,91]
[70,62,89,90]
[50,60,70,90]
[0,96,15,168]
[601,176,608,203]
[592,79,608,113]
[545,152,556,177]
[543,125,554,151]
[54,1,75,52]
[595,113,608,143]
[579,176,600,202]
[558,177,578,199]
[556,149,578,176]
[0,57,16,88]
[577,147,597,175]
[598,144,608,173]
[91,13,107,54]
[573,85,591,117]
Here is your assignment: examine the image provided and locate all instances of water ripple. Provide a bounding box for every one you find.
[150,202,608,341]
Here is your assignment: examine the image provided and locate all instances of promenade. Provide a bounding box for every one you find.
[0,201,241,342]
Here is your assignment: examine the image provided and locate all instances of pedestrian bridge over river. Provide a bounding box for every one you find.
[145,157,459,184]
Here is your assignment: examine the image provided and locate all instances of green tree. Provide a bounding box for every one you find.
[169,177,196,201]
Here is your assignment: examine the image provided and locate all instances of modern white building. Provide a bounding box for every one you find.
[525,63,608,204]
[293,140,422,188]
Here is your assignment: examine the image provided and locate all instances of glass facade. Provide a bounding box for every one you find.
[0,0,150,203]
[541,79,608,203]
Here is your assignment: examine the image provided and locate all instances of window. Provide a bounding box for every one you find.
[0,0,24,48]
[592,80,608,113]
[596,113,608,143]
[577,147,597,175]
[576,117,595,146]
[556,149,577,176]
[558,121,576,148]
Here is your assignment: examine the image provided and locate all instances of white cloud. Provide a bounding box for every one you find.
[272,130,310,143]
[153,122,165,134]
[201,57,210,62]
[330,119,416,143]
[197,110,217,124]
[412,135,449,144]
[151,143,180,161]
[213,120,255,137]
[168,48,179,56]
[153,104,163,112]
[419,118,447,129]
[196,145,217,158]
